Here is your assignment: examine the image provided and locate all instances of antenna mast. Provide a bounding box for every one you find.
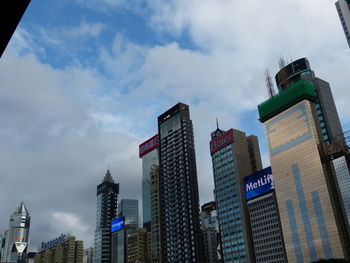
[265,68,276,98]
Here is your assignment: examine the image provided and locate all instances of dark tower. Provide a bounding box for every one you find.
[157,103,203,262]
[93,170,119,263]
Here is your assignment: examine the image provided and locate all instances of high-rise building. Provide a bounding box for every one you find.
[94,170,119,263]
[200,202,221,263]
[34,234,83,263]
[158,102,203,262]
[83,247,93,263]
[139,135,159,231]
[244,167,287,262]
[336,0,350,48]
[127,228,151,263]
[0,0,31,57]
[275,57,343,144]
[149,164,161,263]
[0,202,30,263]
[209,127,262,262]
[119,199,139,227]
[258,79,350,261]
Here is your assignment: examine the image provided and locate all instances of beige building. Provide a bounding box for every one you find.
[258,80,350,261]
[127,229,151,263]
[34,235,83,263]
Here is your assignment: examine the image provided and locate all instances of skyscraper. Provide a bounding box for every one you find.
[275,57,343,144]
[336,0,350,48]
[150,164,161,263]
[158,102,203,262]
[244,167,287,262]
[258,79,350,261]
[94,169,119,263]
[119,199,139,227]
[139,135,159,230]
[209,127,262,262]
[0,202,30,263]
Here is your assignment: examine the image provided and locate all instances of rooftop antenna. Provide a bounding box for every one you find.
[265,68,276,98]
[278,57,286,69]
[216,118,219,129]
[108,163,110,171]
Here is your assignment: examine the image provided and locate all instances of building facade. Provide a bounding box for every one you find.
[158,103,203,262]
[150,164,161,263]
[83,247,93,263]
[119,199,139,227]
[127,228,151,263]
[210,127,262,262]
[275,57,343,144]
[200,202,221,263]
[336,0,350,48]
[94,170,119,263]
[139,135,159,231]
[244,167,287,262]
[258,79,350,261]
[0,202,30,263]
[34,234,83,263]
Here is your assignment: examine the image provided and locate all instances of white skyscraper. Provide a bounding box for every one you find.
[0,202,30,263]
[336,0,350,47]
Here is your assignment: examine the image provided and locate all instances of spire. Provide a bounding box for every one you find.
[13,202,29,216]
[216,118,219,129]
[103,169,114,183]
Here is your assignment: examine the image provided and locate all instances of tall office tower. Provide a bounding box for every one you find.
[244,167,287,262]
[275,58,343,144]
[139,135,159,230]
[127,228,151,263]
[200,202,220,263]
[209,127,262,262]
[158,102,203,262]
[150,164,161,263]
[119,199,139,227]
[336,0,350,48]
[94,169,119,263]
[258,79,350,261]
[1,202,31,262]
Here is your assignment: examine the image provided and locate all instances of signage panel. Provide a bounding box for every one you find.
[41,233,69,251]
[111,216,125,232]
[210,129,234,155]
[139,135,159,158]
[245,166,274,200]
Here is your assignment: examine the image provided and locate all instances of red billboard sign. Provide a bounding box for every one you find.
[139,134,159,158]
[210,129,234,155]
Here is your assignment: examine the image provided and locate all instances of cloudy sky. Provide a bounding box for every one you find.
[1,0,349,251]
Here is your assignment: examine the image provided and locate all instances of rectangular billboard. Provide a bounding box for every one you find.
[244,166,274,200]
[209,129,234,155]
[139,134,159,158]
[111,216,125,233]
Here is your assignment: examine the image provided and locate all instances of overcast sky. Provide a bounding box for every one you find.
[0,0,349,251]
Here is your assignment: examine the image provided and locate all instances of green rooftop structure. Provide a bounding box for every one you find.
[258,79,317,123]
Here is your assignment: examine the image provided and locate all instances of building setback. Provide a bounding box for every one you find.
[209,127,262,262]
[94,170,119,263]
[158,102,203,262]
[34,234,83,263]
[244,167,287,262]
[335,0,350,48]
[0,202,30,263]
[258,79,350,261]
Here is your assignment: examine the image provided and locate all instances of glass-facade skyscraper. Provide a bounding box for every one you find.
[158,103,203,262]
[258,79,350,261]
[0,202,30,263]
[94,169,119,263]
[119,199,139,227]
[335,0,350,48]
[209,127,262,262]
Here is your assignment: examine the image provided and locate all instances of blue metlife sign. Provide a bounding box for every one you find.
[245,166,274,200]
[111,216,125,232]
